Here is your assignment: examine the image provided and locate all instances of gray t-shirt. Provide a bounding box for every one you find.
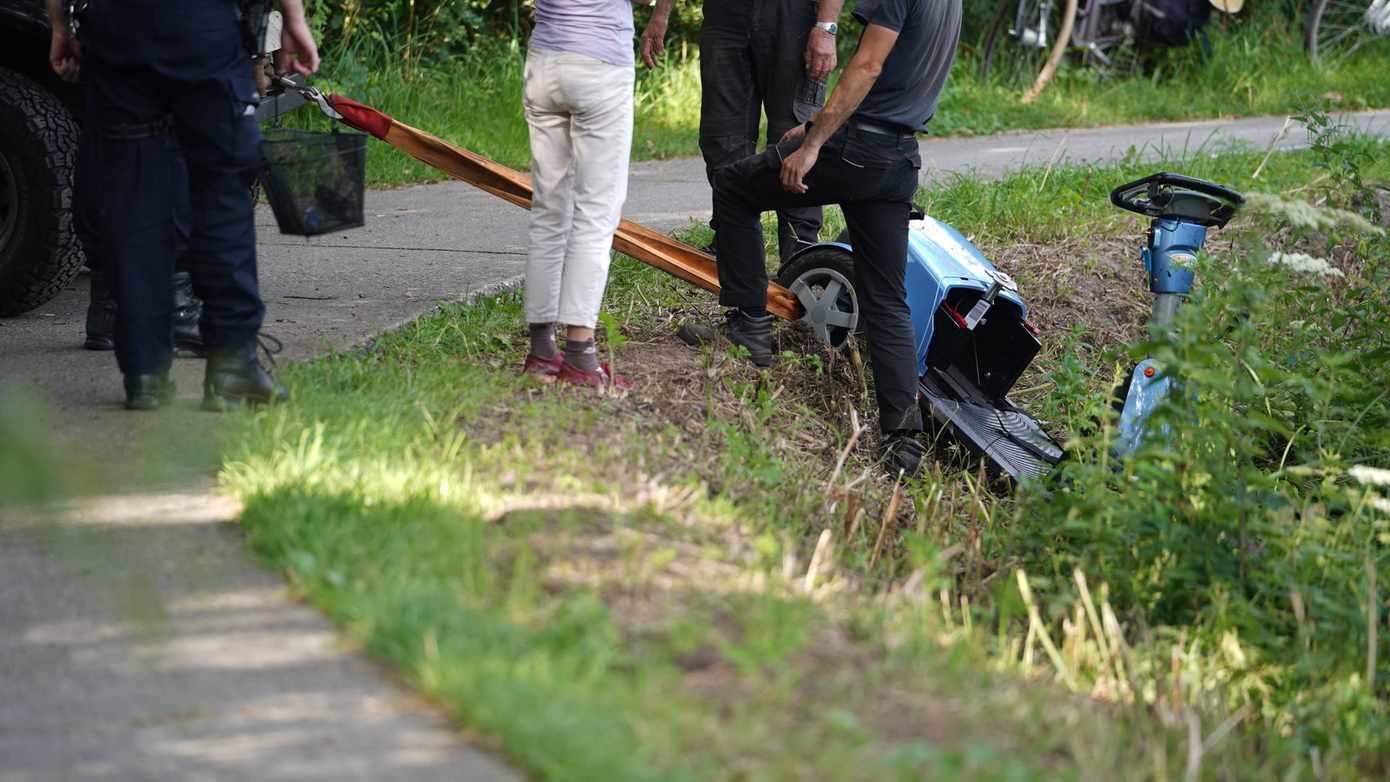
[851,0,962,131]
[530,0,635,68]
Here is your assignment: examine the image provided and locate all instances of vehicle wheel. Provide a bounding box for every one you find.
[1307,0,1378,66]
[776,247,860,348]
[0,68,82,317]
[979,0,1067,86]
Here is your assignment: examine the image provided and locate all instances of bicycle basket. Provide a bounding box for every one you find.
[260,127,367,236]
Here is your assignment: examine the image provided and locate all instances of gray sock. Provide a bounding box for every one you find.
[563,338,600,372]
[529,323,558,359]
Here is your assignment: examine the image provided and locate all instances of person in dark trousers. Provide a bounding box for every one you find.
[47,0,319,410]
[692,0,962,477]
[641,0,844,263]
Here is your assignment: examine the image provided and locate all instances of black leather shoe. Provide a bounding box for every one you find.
[882,430,926,478]
[85,275,117,351]
[676,309,776,367]
[172,272,205,357]
[202,347,288,411]
[124,374,176,411]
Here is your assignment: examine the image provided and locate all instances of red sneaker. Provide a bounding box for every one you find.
[557,360,633,392]
[522,353,563,382]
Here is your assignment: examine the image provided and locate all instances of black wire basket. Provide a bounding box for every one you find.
[260,127,367,236]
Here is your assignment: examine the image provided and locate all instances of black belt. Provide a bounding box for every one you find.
[848,118,917,139]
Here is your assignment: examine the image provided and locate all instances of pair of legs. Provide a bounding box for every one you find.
[80,0,281,409]
[713,126,924,436]
[699,0,823,262]
[522,48,634,383]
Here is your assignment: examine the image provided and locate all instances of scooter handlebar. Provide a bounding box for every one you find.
[1110,172,1244,227]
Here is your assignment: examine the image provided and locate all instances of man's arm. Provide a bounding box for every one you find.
[276,0,320,75]
[780,22,899,193]
[805,0,844,80]
[639,0,676,68]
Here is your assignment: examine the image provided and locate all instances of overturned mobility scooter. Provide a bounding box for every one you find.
[775,172,1244,481]
[273,83,1243,482]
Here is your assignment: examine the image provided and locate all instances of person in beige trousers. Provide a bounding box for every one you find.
[521,0,653,390]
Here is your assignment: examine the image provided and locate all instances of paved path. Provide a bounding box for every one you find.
[1,110,1387,781]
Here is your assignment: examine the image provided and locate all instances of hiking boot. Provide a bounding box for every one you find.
[522,353,563,383]
[202,345,288,411]
[124,373,176,411]
[882,430,926,478]
[557,360,633,392]
[676,309,775,367]
[172,272,206,357]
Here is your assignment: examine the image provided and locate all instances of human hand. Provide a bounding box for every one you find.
[279,17,320,76]
[49,28,81,82]
[780,123,808,144]
[805,28,836,80]
[640,19,668,68]
[780,143,820,194]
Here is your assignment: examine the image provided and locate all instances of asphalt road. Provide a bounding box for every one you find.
[1,110,1387,781]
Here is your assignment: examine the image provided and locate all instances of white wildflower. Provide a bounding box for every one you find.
[1245,192,1385,235]
[1349,465,1390,487]
[1267,251,1346,278]
[1369,495,1390,515]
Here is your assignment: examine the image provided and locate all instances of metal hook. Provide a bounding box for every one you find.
[273,75,343,121]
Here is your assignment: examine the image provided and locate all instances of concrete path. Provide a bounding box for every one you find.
[1,110,1387,781]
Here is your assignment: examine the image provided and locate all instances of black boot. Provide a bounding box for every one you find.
[171,271,205,357]
[882,430,926,478]
[202,345,288,411]
[84,273,117,351]
[124,373,176,411]
[676,309,776,367]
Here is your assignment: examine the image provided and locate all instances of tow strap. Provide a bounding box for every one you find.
[282,80,802,321]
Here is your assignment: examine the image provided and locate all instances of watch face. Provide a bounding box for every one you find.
[817,21,838,34]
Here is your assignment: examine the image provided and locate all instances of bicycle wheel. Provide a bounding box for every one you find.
[1307,0,1377,66]
[980,0,1068,85]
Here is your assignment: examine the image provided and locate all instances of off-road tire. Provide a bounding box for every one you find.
[0,68,82,316]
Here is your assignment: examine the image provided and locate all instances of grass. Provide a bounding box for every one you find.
[221,136,1390,779]
[290,14,1390,188]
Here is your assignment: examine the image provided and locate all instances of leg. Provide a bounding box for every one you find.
[556,55,634,330]
[522,50,575,327]
[170,73,264,353]
[842,191,922,435]
[756,0,824,262]
[80,71,180,378]
[698,22,762,231]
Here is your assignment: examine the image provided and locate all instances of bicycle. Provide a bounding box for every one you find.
[979,0,1143,83]
[1307,0,1390,65]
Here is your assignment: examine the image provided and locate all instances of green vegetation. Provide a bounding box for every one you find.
[223,137,1390,778]
[290,3,1390,187]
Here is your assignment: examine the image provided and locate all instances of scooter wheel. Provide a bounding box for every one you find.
[776,247,861,348]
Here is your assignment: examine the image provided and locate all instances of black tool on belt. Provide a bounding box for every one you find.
[236,0,275,60]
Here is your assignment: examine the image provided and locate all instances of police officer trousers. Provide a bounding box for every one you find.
[711,124,923,434]
[77,0,264,377]
[700,0,823,261]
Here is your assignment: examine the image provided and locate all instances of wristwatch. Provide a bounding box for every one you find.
[814,21,838,36]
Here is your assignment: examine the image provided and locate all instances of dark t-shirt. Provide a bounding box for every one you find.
[851,0,962,132]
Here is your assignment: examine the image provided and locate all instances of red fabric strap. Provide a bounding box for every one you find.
[329,96,393,140]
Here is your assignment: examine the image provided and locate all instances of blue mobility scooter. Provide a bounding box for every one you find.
[774,172,1243,480]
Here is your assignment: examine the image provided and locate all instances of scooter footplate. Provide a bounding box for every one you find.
[919,368,1064,481]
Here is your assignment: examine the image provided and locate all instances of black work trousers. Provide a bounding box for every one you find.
[700,0,823,261]
[77,0,265,377]
[713,125,923,434]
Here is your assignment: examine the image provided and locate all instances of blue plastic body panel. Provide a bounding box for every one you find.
[1145,218,1209,295]
[902,217,1027,377]
[1114,359,1174,457]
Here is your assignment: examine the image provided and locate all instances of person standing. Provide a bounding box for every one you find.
[691,0,963,476]
[641,0,844,263]
[47,0,319,411]
[521,0,650,390]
